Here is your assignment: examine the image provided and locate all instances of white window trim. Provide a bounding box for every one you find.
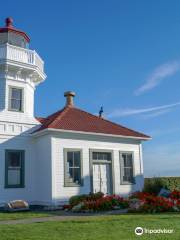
[8,86,24,112]
[119,151,135,185]
[63,148,83,187]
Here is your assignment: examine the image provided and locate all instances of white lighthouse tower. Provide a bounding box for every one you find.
[0,17,46,134]
[0,18,46,203]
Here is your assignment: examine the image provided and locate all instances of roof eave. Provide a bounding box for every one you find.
[31,128,151,140]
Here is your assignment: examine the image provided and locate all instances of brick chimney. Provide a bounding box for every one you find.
[64,91,76,107]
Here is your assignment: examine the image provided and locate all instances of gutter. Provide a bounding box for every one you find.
[31,128,151,141]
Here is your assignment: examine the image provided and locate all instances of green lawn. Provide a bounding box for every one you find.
[0,213,179,240]
[0,211,54,221]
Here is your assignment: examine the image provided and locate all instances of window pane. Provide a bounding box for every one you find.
[92,152,98,160]
[123,168,133,182]
[74,152,80,167]
[104,152,111,161]
[122,154,126,165]
[67,167,73,179]
[8,169,21,185]
[66,166,81,184]
[11,88,21,99]
[12,99,21,110]
[98,153,103,160]
[123,154,133,167]
[67,152,73,167]
[8,152,21,167]
[73,168,81,184]
[126,154,133,167]
[11,99,21,111]
[93,152,111,161]
[124,168,131,177]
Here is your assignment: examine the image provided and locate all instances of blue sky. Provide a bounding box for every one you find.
[1,0,180,177]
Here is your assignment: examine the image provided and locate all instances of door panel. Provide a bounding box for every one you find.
[93,164,111,194]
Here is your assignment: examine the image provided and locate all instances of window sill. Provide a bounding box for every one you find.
[64,183,83,187]
[120,182,136,185]
[4,185,25,189]
[8,109,24,113]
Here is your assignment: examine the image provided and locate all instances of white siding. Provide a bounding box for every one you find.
[33,135,52,204]
[50,132,144,204]
[0,78,6,111]
[0,130,145,206]
[0,135,37,204]
[0,134,53,206]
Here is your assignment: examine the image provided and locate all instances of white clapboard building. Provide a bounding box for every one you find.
[0,18,150,205]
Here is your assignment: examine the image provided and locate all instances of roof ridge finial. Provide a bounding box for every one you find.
[5,17,13,28]
[99,106,104,118]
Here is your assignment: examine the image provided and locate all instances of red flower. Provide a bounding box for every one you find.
[169,190,180,200]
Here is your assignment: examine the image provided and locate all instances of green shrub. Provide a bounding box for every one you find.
[69,194,87,207]
[160,177,180,191]
[144,177,180,194]
[69,192,104,207]
[143,177,164,194]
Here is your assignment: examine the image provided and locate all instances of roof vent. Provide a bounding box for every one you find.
[64,91,76,107]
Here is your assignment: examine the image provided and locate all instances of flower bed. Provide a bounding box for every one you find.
[129,190,180,213]
[138,196,174,213]
[65,190,180,213]
[129,191,154,200]
[82,195,129,211]
[68,193,129,212]
[169,190,180,200]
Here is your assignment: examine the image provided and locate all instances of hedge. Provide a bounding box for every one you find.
[144,177,180,194]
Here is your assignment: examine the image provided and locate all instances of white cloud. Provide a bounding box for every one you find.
[107,101,180,118]
[141,109,172,119]
[134,61,180,95]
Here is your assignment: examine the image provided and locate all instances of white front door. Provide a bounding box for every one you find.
[93,164,111,194]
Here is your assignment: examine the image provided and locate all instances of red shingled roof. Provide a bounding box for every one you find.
[35,106,150,139]
[35,117,46,124]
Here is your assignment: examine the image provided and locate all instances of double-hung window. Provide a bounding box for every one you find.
[120,152,135,184]
[64,149,82,186]
[5,150,25,188]
[9,87,23,112]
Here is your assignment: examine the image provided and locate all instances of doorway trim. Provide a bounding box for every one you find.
[89,149,115,194]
